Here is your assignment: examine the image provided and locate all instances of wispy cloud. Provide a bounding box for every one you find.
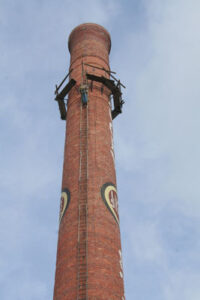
[114,0,200,214]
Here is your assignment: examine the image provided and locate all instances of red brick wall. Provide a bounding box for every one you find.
[53,23,125,300]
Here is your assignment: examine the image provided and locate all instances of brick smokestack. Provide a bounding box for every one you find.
[53,23,125,300]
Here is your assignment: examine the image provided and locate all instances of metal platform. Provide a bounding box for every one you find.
[54,78,76,120]
[86,73,124,119]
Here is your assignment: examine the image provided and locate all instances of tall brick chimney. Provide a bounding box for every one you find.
[53,23,125,300]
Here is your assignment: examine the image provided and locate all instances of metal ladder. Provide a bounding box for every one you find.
[77,103,88,300]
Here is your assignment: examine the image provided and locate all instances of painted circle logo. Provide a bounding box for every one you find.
[101,183,119,225]
[59,188,70,223]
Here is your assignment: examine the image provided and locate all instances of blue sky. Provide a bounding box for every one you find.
[1,0,200,299]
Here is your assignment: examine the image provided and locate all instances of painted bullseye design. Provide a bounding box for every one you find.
[101,182,119,224]
[59,188,70,223]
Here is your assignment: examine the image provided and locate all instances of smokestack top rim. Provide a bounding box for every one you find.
[68,23,111,54]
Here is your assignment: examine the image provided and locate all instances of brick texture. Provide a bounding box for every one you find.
[53,23,125,300]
